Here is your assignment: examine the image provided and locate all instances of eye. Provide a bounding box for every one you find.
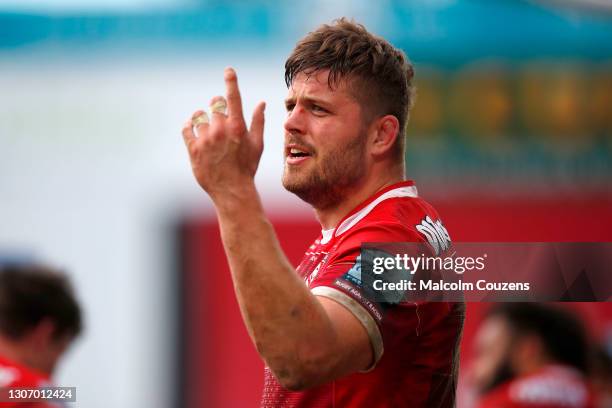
[312,105,328,114]
[285,103,295,113]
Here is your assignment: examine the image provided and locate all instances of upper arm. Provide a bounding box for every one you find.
[314,295,374,376]
[296,221,426,384]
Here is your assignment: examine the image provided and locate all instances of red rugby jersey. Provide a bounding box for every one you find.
[477,365,597,408]
[261,181,465,408]
[0,354,55,408]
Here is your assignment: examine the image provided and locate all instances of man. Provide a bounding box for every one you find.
[182,18,463,407]
[0,264,82,407]
[471,303,596,408]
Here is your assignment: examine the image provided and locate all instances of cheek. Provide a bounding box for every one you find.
[483,344,510,379]
[319,122,359,150]
[308,122,336,153]
[471,348,499,387]
[310,118,333,138]
[472,336,508,380]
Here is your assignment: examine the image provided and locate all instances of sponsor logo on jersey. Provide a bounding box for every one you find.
[343,254,362,286]
[306,261,322,286]
[305,252,330,286]
[416,216,451,255]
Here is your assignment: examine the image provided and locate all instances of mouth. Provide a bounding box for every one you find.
[285,145,313,165]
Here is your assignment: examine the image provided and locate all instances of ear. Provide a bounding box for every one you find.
[30,319,57,348]
[512,335,545,370]
[521,335,544,359]
[370,115,399,156]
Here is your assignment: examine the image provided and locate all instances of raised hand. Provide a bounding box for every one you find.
[182,68,266,199]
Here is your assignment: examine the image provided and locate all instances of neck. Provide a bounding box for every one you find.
[315,169,404,230]
[0,335,50,376]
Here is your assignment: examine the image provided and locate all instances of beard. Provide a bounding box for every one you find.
[282,130,367,210]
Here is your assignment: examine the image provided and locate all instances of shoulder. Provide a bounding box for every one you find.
[333,196,450,255]
[370,195,446,233]
[0,357,48,388]
[479,366,593,408]
[508,366,592,407]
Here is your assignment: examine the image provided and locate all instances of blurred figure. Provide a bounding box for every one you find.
[590,346,612,408]
[0,264,82,406]
[471,303,596,408]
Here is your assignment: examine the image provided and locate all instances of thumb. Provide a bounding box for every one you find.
[249,101,266,145]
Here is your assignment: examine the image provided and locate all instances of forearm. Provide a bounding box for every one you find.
[212,182,339,389]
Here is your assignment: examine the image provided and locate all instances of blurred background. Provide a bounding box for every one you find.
[0,0,611,407]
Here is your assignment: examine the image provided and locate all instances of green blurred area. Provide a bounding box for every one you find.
[405,62,612,190]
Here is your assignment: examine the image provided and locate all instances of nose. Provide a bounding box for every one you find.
[284,105,307,135]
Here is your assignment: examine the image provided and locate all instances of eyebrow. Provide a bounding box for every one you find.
[284,95,332,108]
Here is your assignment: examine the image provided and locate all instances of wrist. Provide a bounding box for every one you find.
[210,179,260,214]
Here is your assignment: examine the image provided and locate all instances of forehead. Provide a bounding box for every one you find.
[286,70,356,103]
[476,317,511,348]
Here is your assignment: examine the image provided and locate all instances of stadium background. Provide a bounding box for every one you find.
[0,0,611,406]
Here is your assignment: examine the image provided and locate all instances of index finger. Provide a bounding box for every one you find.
[224,67,244,120]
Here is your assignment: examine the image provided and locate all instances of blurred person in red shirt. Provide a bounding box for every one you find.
[471,303,597,408]
[590,346,612,408]
[0,264,82,407]
[182,18,463,407]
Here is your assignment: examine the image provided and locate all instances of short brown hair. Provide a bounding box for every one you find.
[488,303,588,373]
[285,18,415,160]
[0,264,82,340]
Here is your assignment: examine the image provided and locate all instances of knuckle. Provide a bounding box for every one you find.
[211,130,225,142]
[210,95,225,104]
[190,145,199,155]
[228,120,245,135]
[208,123,223,138]
[208,126,224,140]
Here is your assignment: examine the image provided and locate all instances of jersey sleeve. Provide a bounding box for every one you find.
[309,220,429,369]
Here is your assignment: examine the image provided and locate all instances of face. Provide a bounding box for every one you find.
[282,70,369,209]
[471,316,515,393]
